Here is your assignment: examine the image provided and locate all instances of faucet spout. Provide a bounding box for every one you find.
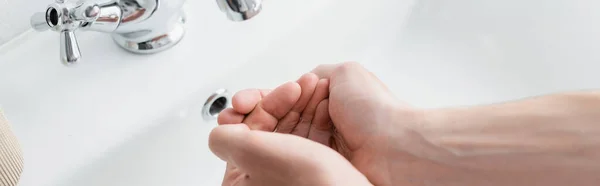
[217,0,263,21]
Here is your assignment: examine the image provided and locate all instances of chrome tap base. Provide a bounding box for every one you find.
[112,13,186,54]
[31,0,263,65]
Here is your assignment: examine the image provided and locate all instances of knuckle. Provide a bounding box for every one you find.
[311,64,327,73]
[335,61,363,73]
[314,64,328,70]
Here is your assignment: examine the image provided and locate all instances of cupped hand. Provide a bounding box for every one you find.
[212,74,371,186]
[220,62,460,186]
[311,62,461,185]
[209,124,371,186]
[218,73,335,145]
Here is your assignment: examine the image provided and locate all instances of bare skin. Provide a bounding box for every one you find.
[209,124,371,186]
[217,63,427,185]
[210,75,371,186]
[213,62,600,186]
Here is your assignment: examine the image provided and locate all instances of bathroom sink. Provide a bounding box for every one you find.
[2,0,600,185]
[0,0,346,185]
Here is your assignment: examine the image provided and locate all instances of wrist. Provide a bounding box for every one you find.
[389,106,457,163]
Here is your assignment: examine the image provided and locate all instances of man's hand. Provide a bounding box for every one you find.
[219,63,458,186]
[218,73,335,146]
[209,124,372,186]
[310,62,454,185]
[212,75,371,186]
[214,62,600,186]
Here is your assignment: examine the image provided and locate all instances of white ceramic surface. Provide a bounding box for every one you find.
[0,0,45,44]
[0,0,345,185]
[1,0,600,185]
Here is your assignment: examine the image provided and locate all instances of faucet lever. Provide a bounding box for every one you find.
[30,0,99,65]
[60,31,82,65]
[30,12,51,31]
[32,0,189,65]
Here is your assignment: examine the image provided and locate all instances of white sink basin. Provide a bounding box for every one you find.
[0,0,346,185]
[1,0,600,185]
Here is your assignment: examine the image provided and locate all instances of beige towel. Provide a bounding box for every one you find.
[0,111,23,186]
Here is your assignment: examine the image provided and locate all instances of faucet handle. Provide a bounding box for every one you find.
[29,0,99,65]
[217,0,263,21]
[30,12,51,31]
[60,31,82,65]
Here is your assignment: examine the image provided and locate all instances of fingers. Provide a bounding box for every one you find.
[209,124,372,186]
[219,89,270,126]
[243,82,301,131]
[311,63,341,79]
[291,79,330,137]
[209,125,271,186]
[232,89,271,115]
[209,124,331,176]
[307,99,333,146]
[217,108,245,125]
[209,124,250,163]
[209,124,295,173]
[276,73,319,133]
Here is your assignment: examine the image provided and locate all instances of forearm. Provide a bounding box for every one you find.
[420,91,600,171]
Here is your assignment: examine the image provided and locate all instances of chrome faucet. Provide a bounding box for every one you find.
[30,0,262,66]
[217,0,262,22]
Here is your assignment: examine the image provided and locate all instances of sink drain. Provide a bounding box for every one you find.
[203,89,230,120]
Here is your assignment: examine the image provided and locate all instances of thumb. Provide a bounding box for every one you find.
[208,124,253,163]
[208,124,372,185]
[208,124,324,174]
